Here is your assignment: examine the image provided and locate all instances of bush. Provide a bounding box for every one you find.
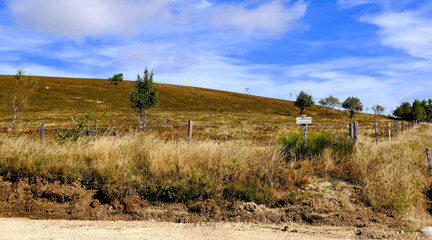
[55,113,103,143]
[107,73,123,85]
[277,131,354,159]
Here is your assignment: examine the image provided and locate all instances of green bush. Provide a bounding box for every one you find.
[277,130,354,159]
[107,73,123,85]
[55,113,103,143]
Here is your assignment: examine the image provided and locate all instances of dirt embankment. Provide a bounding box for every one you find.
[0,177,429,239]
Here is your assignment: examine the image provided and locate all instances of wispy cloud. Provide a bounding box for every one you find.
[7,0,308,39]
[360,10,432,59]
[1,0,431,116]
[337,0,416,9]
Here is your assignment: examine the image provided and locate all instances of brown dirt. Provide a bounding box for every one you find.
[0,218,424,240]
[0,177,429,239]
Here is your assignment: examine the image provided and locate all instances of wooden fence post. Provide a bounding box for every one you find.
[353,121,359,142]
[427,148,432,169]
[374,122,378,144]
[302,124,307,146]
[40,124,45,145]
[401,121,404,134]
[188,120,193,144]
[395,120,398,137]
[388,123,391,143]
[349,122,353,140]
[163,117,167,127]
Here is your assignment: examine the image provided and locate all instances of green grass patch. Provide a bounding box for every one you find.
[277,130,354,160]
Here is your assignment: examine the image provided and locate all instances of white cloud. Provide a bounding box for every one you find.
[209,0,307,36]
[360,10,432,59]
[99,42,197,74]
[7,0,307,39]
[8,0,176,38]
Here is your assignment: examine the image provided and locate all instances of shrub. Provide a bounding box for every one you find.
[55,113,103,143]
[277,131,354,159]
[107,73,123,85]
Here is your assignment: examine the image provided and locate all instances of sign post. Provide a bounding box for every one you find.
[296,116,312,146]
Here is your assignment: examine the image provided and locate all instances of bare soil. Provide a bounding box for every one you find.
[0,177,430,239]
[0,218,423,240]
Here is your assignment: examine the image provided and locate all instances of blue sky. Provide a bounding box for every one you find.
[1,0,432,114]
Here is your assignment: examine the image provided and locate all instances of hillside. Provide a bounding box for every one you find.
[1,74,431,235]
[0,75,390,129]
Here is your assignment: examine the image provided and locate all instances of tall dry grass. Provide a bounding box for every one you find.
[0,123,431,214]
[351,124,432,213]
[0,133,307,204]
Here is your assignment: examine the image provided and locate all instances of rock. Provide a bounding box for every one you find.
[421,227,432,236]
[243,202,258,212]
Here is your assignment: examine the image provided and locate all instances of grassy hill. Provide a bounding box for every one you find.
[0,74,389,130]
[1,74,430,229]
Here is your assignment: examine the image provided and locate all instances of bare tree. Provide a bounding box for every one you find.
[2,69,38,130]
[372,105,385,115]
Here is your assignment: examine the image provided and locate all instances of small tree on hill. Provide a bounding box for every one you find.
[294,91,314,116]
[318,95,340,115]
[342,97,363,118]
[372,105,385,115]
[107,73,123,85]
[2,69,38,130]
[130,68,158,130]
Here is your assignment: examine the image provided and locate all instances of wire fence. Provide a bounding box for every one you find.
[1,118,426,146]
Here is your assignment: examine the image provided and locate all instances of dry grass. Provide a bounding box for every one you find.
[0,74,392,131]
[351,124,432,213]
[0,120,431,215]
[0,133,299,204]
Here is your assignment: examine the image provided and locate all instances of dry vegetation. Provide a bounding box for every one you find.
[0,74,393,131]
[0,122,431,217]
[1,74,431,226]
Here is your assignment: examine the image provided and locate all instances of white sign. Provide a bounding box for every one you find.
[296,117,312,124]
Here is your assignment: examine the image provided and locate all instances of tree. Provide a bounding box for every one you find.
[130,68,158,130]
[2,69,38,130]
[294,91,314,116]
[107,73,123,85]
[427,99,432,122]
[411,99,426,120]
[371,105,385,115]
[342,97,363,118]
[393,102,412,120]
[318,95,340,115]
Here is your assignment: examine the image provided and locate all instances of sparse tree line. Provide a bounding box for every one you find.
[393,99,432,121]
[294,91,385,118]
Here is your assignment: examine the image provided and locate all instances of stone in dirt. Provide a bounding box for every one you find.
[421,227,432,236]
